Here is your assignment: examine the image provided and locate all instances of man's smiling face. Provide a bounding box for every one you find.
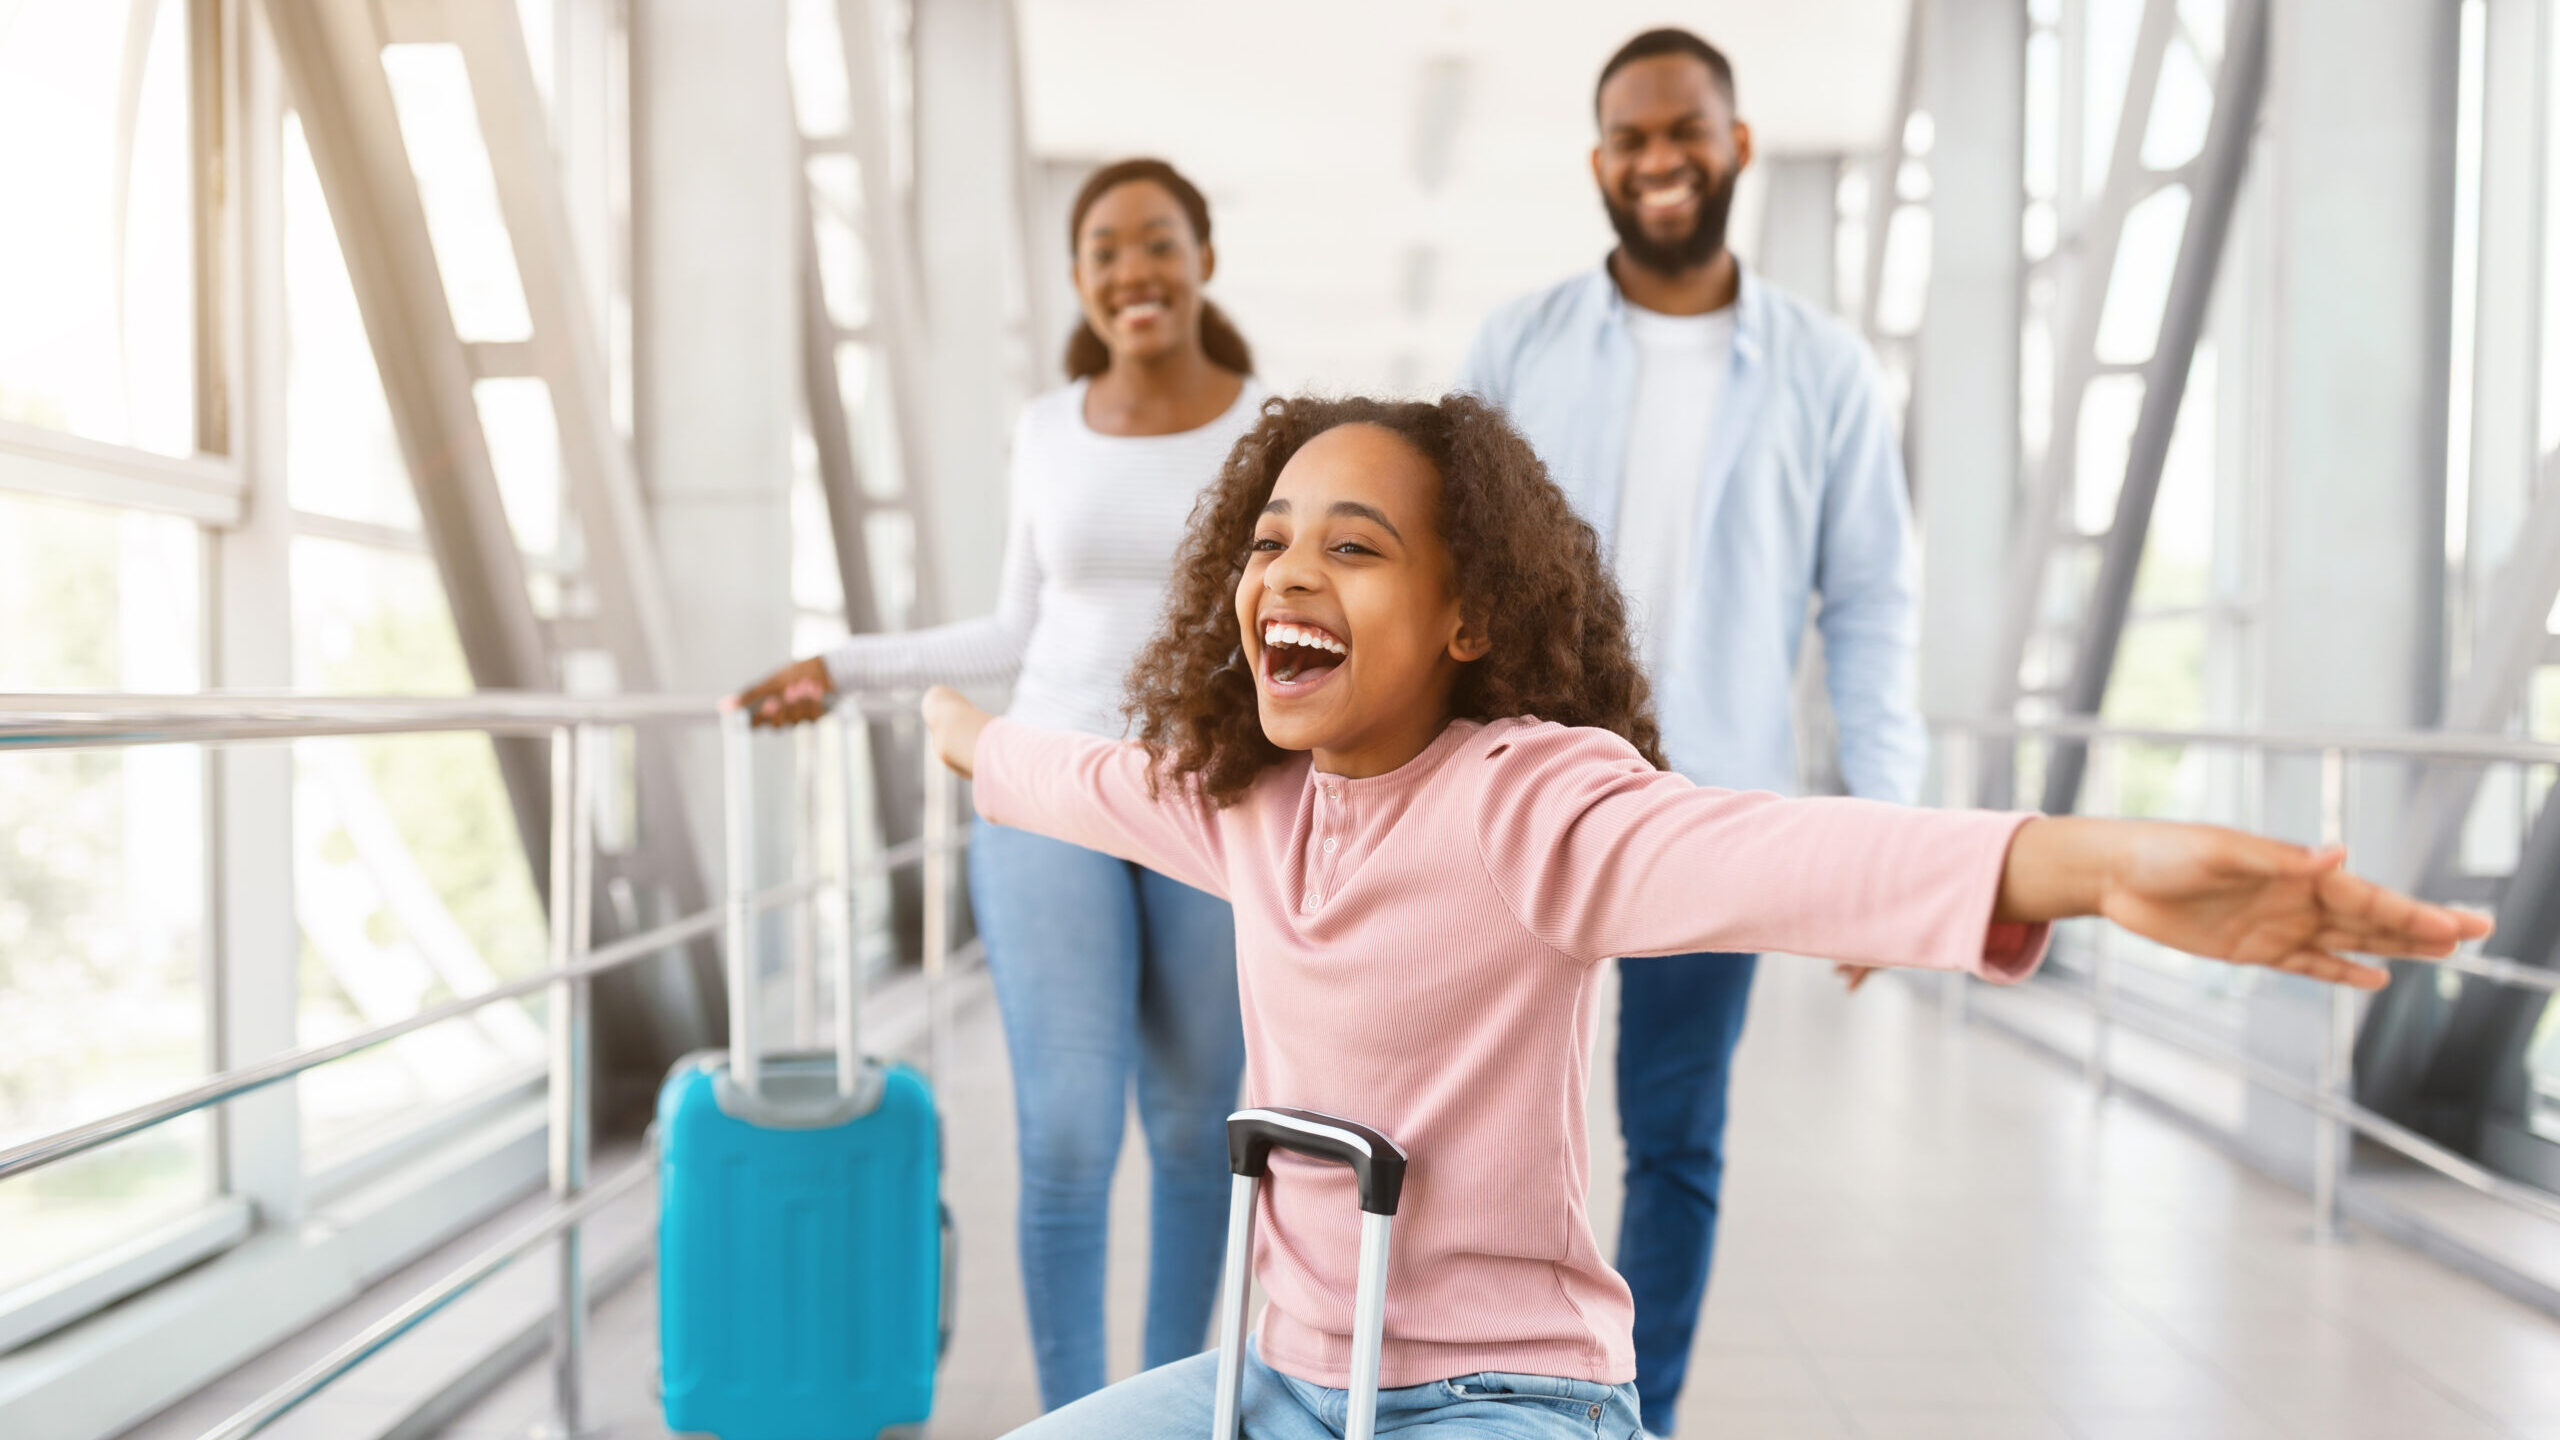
[1591,53,1752,276]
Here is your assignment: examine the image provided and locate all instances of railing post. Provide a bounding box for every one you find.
[723,707,759,1094]
[2309,745,2355,1242]
[1941,729,1977,1025]
[831,710,865,1096]
[2088,737,2116,1101]
[541,724,596,1438]
[921,728,955,1089]
[791,722,819,1049]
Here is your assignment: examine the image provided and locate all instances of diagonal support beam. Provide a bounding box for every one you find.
[2403,448,2560,888]
[2040,0,2270,813]
[834,0,943,626]
[260,0,554,869]
[267,0,722,1074]
[1988,0,2181,742]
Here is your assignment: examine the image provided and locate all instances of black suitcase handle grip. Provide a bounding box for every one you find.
[1226,1108,1407,1216]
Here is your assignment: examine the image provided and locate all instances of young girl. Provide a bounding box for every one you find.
[921,394,2484,1440]
[738,160,1264,1409]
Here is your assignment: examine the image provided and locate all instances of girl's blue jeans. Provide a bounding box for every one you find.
[970,817,1248,1411]
[1003,1342,1646,1439]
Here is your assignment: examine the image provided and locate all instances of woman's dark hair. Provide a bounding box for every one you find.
[1063,158,1254,381]
[1124,393,1664,806]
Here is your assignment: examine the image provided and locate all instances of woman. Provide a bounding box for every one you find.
[736,158,1263,1409]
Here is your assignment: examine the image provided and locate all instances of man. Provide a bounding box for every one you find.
[1457,27,1926,1437]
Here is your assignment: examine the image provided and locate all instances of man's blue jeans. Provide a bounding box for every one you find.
[971,818,1248,1411]
[1613,951,1758,1436]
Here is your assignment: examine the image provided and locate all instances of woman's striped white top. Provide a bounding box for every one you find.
[823,376,1269,738]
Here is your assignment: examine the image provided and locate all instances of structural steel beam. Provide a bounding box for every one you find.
[1987,0,2180,741]
[260,0,555,865]
[2040,0,2269,813]
[267,0,721,1082]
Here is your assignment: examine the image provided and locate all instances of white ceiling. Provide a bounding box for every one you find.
[1014,0,1911,395]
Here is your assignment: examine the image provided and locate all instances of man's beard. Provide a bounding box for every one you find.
[1603,168,1737,277]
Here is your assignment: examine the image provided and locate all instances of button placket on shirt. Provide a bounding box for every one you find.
[1305,780,1349,913]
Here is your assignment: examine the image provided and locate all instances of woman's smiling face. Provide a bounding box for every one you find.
[1072,179,1210,368]
[1234,423,1489,777]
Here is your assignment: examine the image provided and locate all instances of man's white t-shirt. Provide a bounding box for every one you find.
[1615,302,1738,675]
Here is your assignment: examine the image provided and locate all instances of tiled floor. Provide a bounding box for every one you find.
[435,962,2560,1439]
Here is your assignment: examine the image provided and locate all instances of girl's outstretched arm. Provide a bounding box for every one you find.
[1472,721,2486,987]
[922,685,992,777]
[922,685,1230,898]
[1996,818,2488,990]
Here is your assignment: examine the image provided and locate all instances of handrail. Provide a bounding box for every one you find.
[0,688,919,749]
[0,872,864,1182]
[1931,711,2560,767]
[1926,717,2560,1252]
[195,1152,659,1440]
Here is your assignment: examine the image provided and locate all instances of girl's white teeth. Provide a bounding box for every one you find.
[1263,621,1344,655]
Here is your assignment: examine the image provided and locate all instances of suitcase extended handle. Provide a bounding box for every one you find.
[1211,1109,1405,1440]
[1225,1108,1407,1216]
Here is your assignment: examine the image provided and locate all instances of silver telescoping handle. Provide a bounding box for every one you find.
[829,709,865,1096]
[1210,1109,1408,1440]
[919,720,956,1090]
[720,706,761,1095]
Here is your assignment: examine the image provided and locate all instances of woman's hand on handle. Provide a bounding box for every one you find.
[922,685,990,780]
[1996,817,2492,990]
[733,656,835,728]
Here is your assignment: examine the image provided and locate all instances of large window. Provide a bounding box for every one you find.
[0,2,198,456]
[0,492,207,1295]
[0,0,633,1356]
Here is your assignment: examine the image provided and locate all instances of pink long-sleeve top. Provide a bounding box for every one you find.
[973,713,2050,1390]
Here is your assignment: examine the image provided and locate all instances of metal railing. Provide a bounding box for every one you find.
[1933,714,2560,1241]
[0,689,969,1440]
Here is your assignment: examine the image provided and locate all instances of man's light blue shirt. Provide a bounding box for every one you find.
[1457,262,1926,803]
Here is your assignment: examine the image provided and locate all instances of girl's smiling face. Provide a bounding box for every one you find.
[1235,423,1490,777]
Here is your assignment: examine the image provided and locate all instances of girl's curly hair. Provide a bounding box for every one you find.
[1124,392,1666,805]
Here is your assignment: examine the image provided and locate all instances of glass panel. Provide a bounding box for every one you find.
[472,377,567,563]
[288,537,545,1157]
[2095,184,2192,365]
[786,0,851,138]
[836,342,907,503]
[0,0,195,456]
[809,154,877,332]
[2084,0,2147,203]
[286,113,421,531]
[0,491,207,1292]
[2139,33,2215,173]
[380,44,535,344]
[291,536,470,696]
[792,446,847,616]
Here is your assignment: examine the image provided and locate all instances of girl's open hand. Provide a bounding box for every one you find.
[733,656,834,728]
[2003,818,2492,990]
[922,686,990,779]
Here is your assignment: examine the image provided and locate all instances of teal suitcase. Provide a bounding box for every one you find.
[656,1050,941,1439]
[657,709,948,1438]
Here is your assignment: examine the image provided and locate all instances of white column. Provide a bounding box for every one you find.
[1753,155,1841,314]
[209,0,300,1223]
[629,0,798,921]
[2468,0,2545,621]
[2246,0,2460,1178]
[913,0,1027,618]
[1913,0,2025,735]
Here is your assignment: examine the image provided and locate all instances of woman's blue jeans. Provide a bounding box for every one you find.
[969,817,1247,1411]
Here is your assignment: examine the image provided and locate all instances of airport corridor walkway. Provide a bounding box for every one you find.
[435,961,2560,1440]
